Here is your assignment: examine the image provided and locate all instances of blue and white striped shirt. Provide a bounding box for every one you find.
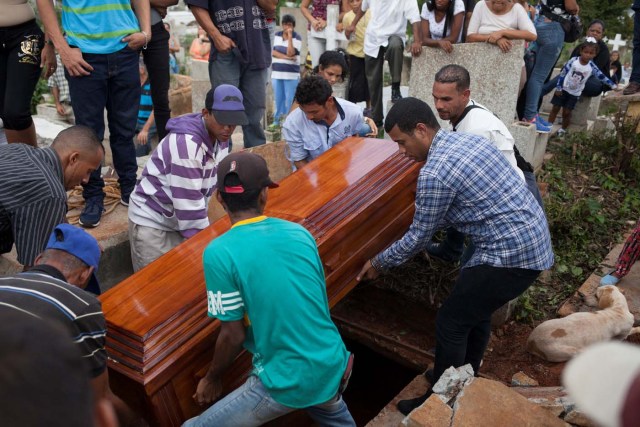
[374,129,554,271]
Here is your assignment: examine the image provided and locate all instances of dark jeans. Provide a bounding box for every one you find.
[209,52,268,148]
[631,7,640,84]
[141,21,171,140]
[67,46,140,201]
[0,20,43,130]
[542,74,605,99]
[433,265,540,383]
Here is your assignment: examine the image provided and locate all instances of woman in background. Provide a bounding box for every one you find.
[1,0,55,146]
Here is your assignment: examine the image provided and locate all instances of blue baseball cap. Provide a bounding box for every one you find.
[46,224,101,295]
[205,84,248,126]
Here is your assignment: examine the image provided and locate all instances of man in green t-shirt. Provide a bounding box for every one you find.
[184,152,355,427]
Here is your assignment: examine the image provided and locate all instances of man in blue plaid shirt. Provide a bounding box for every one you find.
[357,97,554,415]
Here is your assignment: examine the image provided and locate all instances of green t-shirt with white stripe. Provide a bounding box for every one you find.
[203,216,349,408]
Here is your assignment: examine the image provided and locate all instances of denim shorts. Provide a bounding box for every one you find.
[551,90,579,110]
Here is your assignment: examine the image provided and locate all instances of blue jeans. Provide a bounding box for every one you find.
[182,375,355,427]
[209,53,268,148]
[524,18,564,120]
[272,78,298,125]
[631,5,640,84]
[67,46,140,201]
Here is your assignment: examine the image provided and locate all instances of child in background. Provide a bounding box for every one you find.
[134,60,156,157]
[341,0,371,109]
[610,50,622,85]
[271,14,302,127]
[601,219,640,286]
[548,37,616,137]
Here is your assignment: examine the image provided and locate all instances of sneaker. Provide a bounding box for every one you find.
[556,128,567,138]
[425,241,462,263]
[391,87,403,103]
[79,197,104,228]
[397,391,432,416]
[600,273,620,287]
[623,81,640,95]
[536,114,552,127]
[525,117,551,134]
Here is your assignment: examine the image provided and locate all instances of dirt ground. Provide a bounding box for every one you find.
[481,322,565,386]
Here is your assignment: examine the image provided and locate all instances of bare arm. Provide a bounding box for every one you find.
[338,0,349,22]
[191,6,236,54]
[256,0,277,14]
[124,0,151,50]
[285,30,295,57]
[489,28,536,42]
[294,159,309,169]
[345,5,364,38]
[36,0,93,76]
[92,371,143,427]
[150,0,178,17]
[300,0,323,31]
[410,21,422,57]
[194,320,246,405]
[564,0,579,15]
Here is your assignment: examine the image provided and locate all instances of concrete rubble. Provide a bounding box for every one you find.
[369,365,596,427]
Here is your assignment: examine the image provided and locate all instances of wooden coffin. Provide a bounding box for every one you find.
[100,137,421,426]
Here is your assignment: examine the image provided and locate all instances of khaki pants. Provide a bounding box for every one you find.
[129,221,185,272]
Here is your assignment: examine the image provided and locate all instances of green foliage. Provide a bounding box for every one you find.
[515,129,640,322]
[577,0,633,40]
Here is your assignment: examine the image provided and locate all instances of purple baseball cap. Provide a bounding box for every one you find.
[205,84,248,126]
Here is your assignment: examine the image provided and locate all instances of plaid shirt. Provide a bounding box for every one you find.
[47,55,70,104]
[373,129,554,271]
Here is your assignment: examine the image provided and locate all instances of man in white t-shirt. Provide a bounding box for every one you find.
[283,75,364,169]
[427,64,543,263]
[345,0,422,128]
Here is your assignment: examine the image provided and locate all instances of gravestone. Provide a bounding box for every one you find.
[409,41,525,125]
[409,41,547,168]
[190,59,210,113]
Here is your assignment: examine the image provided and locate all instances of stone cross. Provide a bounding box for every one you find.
[607,33,627,51]
[308,4,347,51]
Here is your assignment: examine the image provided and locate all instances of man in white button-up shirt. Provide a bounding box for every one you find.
[345,0,422,128]
[283,76,364,169]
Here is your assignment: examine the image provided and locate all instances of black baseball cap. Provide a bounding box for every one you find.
[217,152,279,193]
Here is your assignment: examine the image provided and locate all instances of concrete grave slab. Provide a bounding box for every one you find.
[409,41,525,126]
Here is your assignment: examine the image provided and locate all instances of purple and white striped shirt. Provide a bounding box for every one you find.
[128,113,230,238]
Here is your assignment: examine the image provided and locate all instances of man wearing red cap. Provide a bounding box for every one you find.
[128,84,248,272]
[185,152,355,427]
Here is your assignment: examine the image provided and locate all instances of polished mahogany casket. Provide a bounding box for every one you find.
[100,137,421,426]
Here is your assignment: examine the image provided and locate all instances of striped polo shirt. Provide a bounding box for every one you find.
[137,79,153,126]
[0,144,67,266]
[61,0,140,54]
[271,31,302,80]
[0,265,107,378]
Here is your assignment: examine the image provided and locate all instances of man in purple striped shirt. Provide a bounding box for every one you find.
[128,85,247,272]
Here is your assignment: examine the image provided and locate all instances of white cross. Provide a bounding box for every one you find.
[308,4,347,51]
[607,33,627,51]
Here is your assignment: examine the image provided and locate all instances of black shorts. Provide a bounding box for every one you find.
[0,19,44,130]
[550,90,579,110]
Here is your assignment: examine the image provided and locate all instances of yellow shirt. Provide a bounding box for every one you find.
[343,10,371,58]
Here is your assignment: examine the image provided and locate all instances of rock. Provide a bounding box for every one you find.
[432,365,475,405]
[511,371,539,387]
[563,410,596,427]
[403,394,453,427]
[512,386,572,417]
[451,378,569,427]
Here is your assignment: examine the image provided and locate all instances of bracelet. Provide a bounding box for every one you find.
[140,30,150,50]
